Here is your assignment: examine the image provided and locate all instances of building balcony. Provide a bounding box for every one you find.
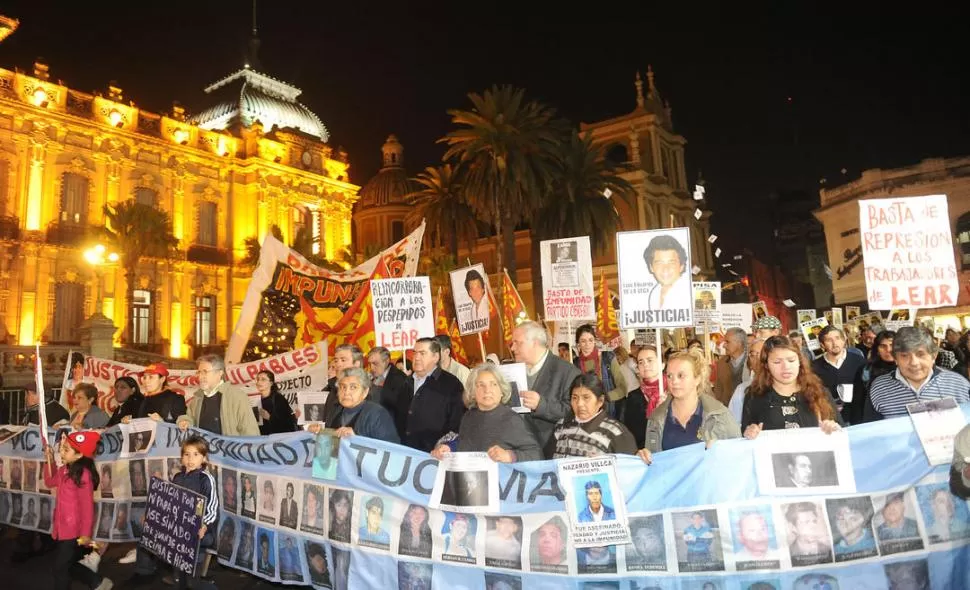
[0,215,19,240]
[186,244,230,266]
[46,222,101,248]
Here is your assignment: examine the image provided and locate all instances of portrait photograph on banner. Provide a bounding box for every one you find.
[430,452,499,514]
[616,227,694,329]
[370,276,434,351]
[755,429,856,496]
[119,418,156,458]
[540,236,596,322]
[450,263,491,335]
[557,456,631,549]
[296,391,328,426]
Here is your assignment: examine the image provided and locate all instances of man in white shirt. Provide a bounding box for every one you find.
[463,269,490,322]
[643,235,691,311]
[436,335,470,387]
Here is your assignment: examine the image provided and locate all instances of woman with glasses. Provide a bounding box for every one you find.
[742,336,843,439]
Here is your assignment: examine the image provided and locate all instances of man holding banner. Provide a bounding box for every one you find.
[178,355,260,437]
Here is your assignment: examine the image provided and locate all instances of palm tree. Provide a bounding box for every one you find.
[241,225,283,268]
[440,85,561,283]
[405,164,479,258]
[529,131,634,312]
[103,200,179,346]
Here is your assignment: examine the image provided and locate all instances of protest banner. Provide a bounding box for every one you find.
[797,309,817,325]
[858,194,958,310]
[616,227,694,329]
[495,362,529,413]
[60,341,328,412]
[2,408,969,589]
[752,300,768,321]
[430,452,499,514]
[800,317,829,353]
[845,305,861,322]
[540,236,596,322]
[227,223,425,363]
[370,276,434,350]
[296,392,329,426]
[720,303,753,334]
[141,476,205,576]
[692,281,722,328]
[450,263,491,335]
[558,455,631,549]
[754,429,856,496]
[907,398,968,466]
[831,307,844,328]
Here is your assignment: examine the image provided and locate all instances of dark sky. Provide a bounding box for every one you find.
[2,2,968,253]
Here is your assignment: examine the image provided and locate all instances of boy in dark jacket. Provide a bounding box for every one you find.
[128,435,219,589]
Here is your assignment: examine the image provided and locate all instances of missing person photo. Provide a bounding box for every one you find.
[95,502,114,539]
[10,492,22,525]
[485,515,523,569]
[771,451,839,489]
[551,240,578,265]
[129,459,148,498]
[240,473,257,519]
[884,559,930,590]
[166,458,181,479]
[258,476,278,525]
[301,484,326,535]
[146,459,164,482]
[549,240,580,288]
[358,495,391,549]
[695,289,717,311]
[452,265,490,334]
[234,521,255,570]
[440,469,489,508]
[485,573,522,590]
[329,488,354,544]
[111,502,131,540]
[0,491,9,523]
[217,515,237,561]
[528,515,568,573]
[22,460,37,493]
[672,509,725,572]
[575,477,616,523]
[441,512,476,563]
[577,545,616,574]
[9,459,22,491]
[38,497,52,531]
[304,541,331,587]
[279,481,299,530]
[624,514,668,571]
[278,534,304,583]
[398,504,432,559]
[825,496,878,562]
[127,430,151,454]
[782,501,833,566]
[398,561,433,590]
[303,403,326,423]
[643,233,690,311]
[221,468,238,514]
[728,506,780,570]
[916,483,970,544]
[331,546,351,590]
[129,502,146,538]
[873,491,924,554]
[255,528,276,577]
[21,496,37,528]
[312,430,339,481]
[791,575,839,590]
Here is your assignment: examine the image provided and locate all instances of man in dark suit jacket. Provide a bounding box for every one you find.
[397,338,465,452]
[279,481,299,528]
[511,321,581,451]
[367,346,411,437]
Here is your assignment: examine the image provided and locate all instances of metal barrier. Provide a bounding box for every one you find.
[0,387,62,425]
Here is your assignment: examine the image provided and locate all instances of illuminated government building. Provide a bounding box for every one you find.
[0,14,358,366]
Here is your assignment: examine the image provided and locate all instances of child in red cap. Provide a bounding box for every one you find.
[43,431,113,590]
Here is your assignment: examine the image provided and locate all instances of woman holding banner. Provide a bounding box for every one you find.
[545,373,637,459]
[741,336,843,438]
[256,371,298,435]
[120,363,185,425]
[637,350,740,464]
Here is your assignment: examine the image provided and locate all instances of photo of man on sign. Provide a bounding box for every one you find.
[450,264,491,335]
[617,228,693,329]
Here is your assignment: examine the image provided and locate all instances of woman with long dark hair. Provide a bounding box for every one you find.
[106,377,144,428]
[742,336,843,439]
[852,330,896,424]
[256,371,298,435]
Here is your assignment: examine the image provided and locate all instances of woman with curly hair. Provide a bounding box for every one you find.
[742,336,843,439]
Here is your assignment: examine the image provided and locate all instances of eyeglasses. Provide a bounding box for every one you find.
[197,368,221,375]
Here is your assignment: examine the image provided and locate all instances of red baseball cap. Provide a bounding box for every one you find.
[142,363,169,377]
[66,431,101,459]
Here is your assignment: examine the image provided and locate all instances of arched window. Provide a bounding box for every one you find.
[956,213,970,270]
[60,173,88,225]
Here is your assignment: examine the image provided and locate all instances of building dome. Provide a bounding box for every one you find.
[357,135,416,209]
[191,68,329,142]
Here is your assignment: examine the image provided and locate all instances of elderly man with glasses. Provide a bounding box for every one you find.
[178,354,260,436]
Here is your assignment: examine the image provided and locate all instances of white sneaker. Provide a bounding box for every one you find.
[118,548,137,564]
[94,578,113,590]
[79,551,101,572]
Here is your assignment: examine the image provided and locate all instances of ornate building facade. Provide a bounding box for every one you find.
[814,156,970,328]
[354,134,415,251]
[0,22,358,358]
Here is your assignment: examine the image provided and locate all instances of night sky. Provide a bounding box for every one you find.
[2,2,968,254]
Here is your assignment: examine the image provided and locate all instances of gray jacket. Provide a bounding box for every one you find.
[644,393,741,453]
[526,352,582,449]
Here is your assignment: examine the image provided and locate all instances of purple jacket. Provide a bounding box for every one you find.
[44,462,95,540]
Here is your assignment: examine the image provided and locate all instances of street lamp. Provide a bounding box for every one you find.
[83,243,119,317]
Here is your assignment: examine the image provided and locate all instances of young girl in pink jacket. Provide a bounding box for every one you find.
[43,430,113,590]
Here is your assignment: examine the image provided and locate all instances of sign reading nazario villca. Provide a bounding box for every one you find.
[858,195,959,310]
[370,277,434,350]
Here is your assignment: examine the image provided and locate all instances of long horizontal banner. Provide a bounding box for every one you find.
[0,408,968,589]
[60,342,328,412]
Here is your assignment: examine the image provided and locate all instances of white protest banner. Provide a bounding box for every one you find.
[558,455,631,549]
[550,322,574,355]
[800,317,829,352]
[119,419,157,458]
[616,227,693,329]
[35,345,49,446]
[450,264,491,335]
[845,305,861,323]
[296,392,329,426]
[754,429,856,496]
[540,236,596,322]
[859,194,958,310]
[692,281,721,328]
[907,398,967,466]
[496,362,530,413]
[370,276,434,351]
[885,308,917,332]
[720,303,753,334]
[61,342,329,412]
[429,452,499,514]
[796,309,817,325]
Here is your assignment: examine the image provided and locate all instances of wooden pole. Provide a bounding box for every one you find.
[703,321,712,364]
[477,331,487,364]
[656,327,665,402]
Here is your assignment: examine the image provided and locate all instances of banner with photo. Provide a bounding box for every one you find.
[226,222,425,363]
[616,227,694,329]
[0,407,968,589]
[539,236,596,322]
[60,342,329,413]
[450,264,491,336]
[692,281,722,328]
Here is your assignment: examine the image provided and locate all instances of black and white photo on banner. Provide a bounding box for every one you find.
[616,227,694,329]
[755,428,856,496]
[540,236,596,323]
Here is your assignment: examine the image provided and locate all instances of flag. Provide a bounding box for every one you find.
[482,273,502,342]
[35,344,49,446]
[596,272,620,346]
[501,268,527,346]
[434,287,450,335]
[449,319,469,365]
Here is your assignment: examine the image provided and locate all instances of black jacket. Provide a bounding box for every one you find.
[620,387,649,450]
[106,392,145,427]
[323,373,384,426]
[171,467,218,547]
[398,368,465,452]
[136,390,186,424]
[375,364,411,436]
[259,390,298,435]
[812,353,866,423]
[23,400,70,426]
